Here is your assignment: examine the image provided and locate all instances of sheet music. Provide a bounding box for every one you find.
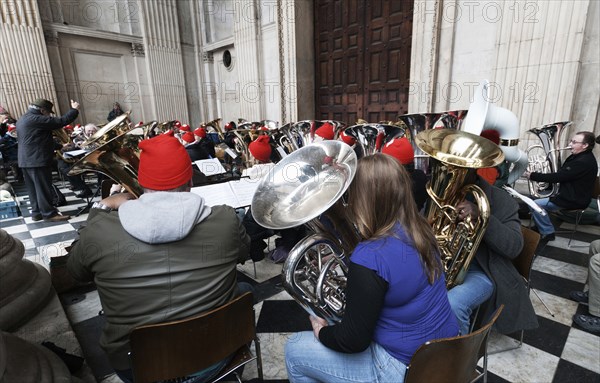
[191,183,240,207]
[63,149,88,158]
[229,178,260,207]
[191,178,260,208]
[502,185,547,216]
[194,158,226,176]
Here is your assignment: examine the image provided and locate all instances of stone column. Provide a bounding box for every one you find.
[137,0,189,122]
[0,0,59,116]
[232,0,263,121]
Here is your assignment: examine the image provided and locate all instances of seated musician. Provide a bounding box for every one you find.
[382,137,428,211]
[285,154,459,383]
[241,135,274,180]
[67,134,251,383]
[447,170,538,335]
[184,128,215,161]
[524,131,597,242]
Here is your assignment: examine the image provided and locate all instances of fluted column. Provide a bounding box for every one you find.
[138,0,189,122]
[233,0,263,121]
[0,0,58,116]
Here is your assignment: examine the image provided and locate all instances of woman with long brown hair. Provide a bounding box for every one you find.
[285,153,459,383]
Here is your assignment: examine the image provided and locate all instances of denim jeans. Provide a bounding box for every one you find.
[531,198,561,236]
[447,263,494,335]
[285,331,406,383]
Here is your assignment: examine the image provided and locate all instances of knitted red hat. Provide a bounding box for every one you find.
[249,135,271,162]
[225,121,235,131]
[64,125,73,131]
[138,134,192,190]
[182,131,195,143]
[179,124,191,132]
[382,137,414,165]
[7,124,16,132]
[480,129,500,145]
[340,131,356,146]
[194,127,207,138]
[315,122,335,140]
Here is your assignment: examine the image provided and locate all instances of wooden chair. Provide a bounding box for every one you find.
[404,305,504,383]
[129,292,263,383]
[490,226,550,355]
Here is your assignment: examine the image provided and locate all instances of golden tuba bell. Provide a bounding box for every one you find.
[68,119,160,198]
[416,129,504,288]
[251,141,358,322]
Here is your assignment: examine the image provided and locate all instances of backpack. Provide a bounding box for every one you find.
[51,184,67,207]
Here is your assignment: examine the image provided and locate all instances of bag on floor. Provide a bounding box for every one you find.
[51,184,67,207]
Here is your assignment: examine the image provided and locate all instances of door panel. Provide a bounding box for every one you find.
[315,0,413,124]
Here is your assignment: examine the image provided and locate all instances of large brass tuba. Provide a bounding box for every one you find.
[251,141,358,322]
[416,129,504,288]
[68,120,160,198]
[526,121,572,198]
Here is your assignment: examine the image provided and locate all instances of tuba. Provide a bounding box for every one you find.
[68,121,161,198]
[80,113,131,151]
[417,129,504,288]
[52,128,77,163]
[398,112,466,173]
[526,121,572,198]
[251,141,358,322]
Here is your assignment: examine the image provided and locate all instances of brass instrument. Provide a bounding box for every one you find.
[68,120,164,198]
[343,122,406,159]
[204,118,224,141]
[398,112,466,173]
[251,141,358,322]
[81,113,131,150]
[52,128,78,163]
[416,129,504,288]
[526,121,572,198]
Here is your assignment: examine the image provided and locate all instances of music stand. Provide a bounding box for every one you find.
[74,175,102,217]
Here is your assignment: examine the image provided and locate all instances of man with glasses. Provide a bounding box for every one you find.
[524,131,598,242]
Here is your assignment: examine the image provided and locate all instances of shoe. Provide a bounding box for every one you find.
[540,233,555,243]
[45,213,71,222]
[31,214,43,222]
[75,190,93,198]
[569,290,589,305]
[573,314,600,334]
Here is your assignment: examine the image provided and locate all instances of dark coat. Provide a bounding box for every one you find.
[406,164,427,211]
[16,107,78,168]
[530,150,598,209]
[474,178,538,334]
[0,134,18,162]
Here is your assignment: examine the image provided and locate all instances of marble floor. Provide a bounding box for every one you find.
[1,178,599,383]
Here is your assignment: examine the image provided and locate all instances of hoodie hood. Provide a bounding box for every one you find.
[119,192,212,244]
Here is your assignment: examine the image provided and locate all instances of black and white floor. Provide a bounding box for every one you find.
[1,177,599,383]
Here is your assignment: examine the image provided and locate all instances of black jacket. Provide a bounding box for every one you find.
[530,150,598,209]
[16,107,79,168]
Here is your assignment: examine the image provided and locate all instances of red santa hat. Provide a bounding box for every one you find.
[7,124,16,132]
[248,135,272,163]
[138,134,192,190]
[182,131,195,143]
[315,122,335,140]
[382,137,414,165]
[63,125,73,131]
[480,129,501,145]
[194,127,207,138]
[225,121,235,131]
[179,124,191,132]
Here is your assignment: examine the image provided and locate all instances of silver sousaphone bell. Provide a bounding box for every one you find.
[251,141,358,322]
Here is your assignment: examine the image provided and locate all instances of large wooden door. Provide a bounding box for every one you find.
[315,0,413,123]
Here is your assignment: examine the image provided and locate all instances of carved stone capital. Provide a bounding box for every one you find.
[131,43,145,57]
[202,52,214,63]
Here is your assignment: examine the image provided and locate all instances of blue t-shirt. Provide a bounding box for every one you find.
[351,224,459,364]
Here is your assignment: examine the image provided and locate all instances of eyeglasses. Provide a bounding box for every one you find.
[569,139,584,145]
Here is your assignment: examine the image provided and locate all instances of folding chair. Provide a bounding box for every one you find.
[129,292,263,383]
[404,305,504,383]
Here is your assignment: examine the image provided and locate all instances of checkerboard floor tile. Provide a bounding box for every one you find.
[2,175,599,383]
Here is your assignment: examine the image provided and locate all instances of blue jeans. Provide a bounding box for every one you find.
[531,198,561,236]
[285,331,406,383]
[447,263,494,335]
